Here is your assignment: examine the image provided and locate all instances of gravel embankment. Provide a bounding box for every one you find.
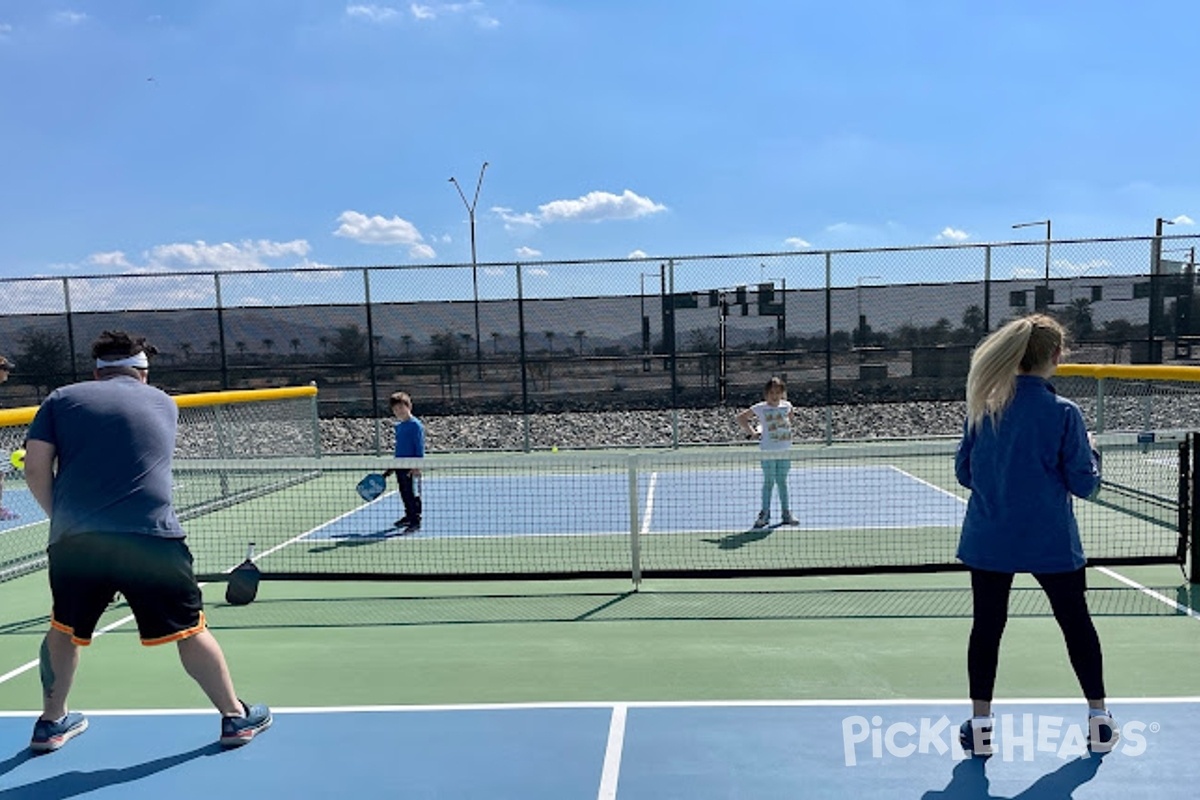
[313,397,1200,454]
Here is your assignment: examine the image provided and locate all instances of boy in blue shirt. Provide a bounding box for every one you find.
[383,391,424,534]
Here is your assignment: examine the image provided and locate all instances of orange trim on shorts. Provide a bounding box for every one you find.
[50,617,92,647]
[140,611,207,647]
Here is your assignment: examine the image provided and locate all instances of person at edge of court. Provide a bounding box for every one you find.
[0,355,17,520]
[383,390,425,534]
[954,314,1117,757]
[22,330,272,753]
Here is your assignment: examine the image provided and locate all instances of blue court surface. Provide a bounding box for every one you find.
[0,492,44,532]
[1,699,1196,798]
[308,465,966,541]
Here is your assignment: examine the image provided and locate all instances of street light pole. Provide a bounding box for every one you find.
[856,275,882,346]
[450,161,489,378]
[1013,219,1051,306]
[1148,217,1176,360]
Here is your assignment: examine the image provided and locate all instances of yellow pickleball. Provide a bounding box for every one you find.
[9,449,24,470]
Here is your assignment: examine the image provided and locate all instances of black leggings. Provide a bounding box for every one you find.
[968,567,1106,702]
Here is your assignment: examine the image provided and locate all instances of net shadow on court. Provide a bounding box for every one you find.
[166,585,1200,633]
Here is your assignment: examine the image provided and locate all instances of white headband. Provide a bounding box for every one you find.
[96,353,149,369]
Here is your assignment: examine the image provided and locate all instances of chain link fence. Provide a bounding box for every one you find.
[2,235,1197,430]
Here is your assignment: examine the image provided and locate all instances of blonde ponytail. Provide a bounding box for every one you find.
[965,314,1064,429]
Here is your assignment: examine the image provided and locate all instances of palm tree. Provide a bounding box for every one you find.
[235,341,247,359]
[208,340,219,362]
[290,338,301,356]
[491,331,501,355]
[401,334,413,356]
[318,336,329,356]
[544,330,555,353]
[574,329,586,355]
[262,338,274,357]
[178,342,193,361]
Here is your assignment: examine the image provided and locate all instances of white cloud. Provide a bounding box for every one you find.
[496,190,666,230]
[143,239,311,272]
[515,246,541,259]
[346,4,400,22]
[482,266,506,276]
[936,227,970,242]
[1051,258,1110,276]
[0,23,12,36]
[783,237,811,249]
[87,251,133,270]
[1173,215,1195,226]
[52,10,87,25]
[491,206,540,229]
[333,210,435,259]
[410,3,436,19]
[540,190,666,223]
[627,249,649,259]
[527,267,549,277]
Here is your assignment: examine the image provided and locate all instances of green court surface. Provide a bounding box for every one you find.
[2,565,1198,711]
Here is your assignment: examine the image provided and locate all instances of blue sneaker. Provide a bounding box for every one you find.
[30,711,88,753]
[220,701,272,747]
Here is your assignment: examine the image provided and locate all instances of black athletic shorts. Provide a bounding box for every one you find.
[48,532,206,646]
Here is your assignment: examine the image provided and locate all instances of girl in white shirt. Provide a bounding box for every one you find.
[735,376,798,529]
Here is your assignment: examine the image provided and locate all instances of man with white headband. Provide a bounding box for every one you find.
[22,330,271,753]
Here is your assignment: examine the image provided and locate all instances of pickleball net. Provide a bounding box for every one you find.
[0,385,320,581]
[176,431,1191,583]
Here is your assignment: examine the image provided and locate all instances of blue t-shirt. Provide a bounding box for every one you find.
[955,375,1100,573]
[27,376,185,545]
[393,417,425,459]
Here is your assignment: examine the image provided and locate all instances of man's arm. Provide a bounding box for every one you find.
[23,439,56,516]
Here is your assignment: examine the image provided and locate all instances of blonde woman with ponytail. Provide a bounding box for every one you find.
[954,314,1117,757]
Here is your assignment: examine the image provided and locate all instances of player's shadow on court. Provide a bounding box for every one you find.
[921,753,1102,799]
[703,524,781,550]
[0,742,225,799]
[308,528,412,552]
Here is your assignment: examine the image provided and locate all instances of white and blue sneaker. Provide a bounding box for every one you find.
[1088,710,1119,754]
[220,701,272,748]
[30,711,88,753]
[959,717,993,758]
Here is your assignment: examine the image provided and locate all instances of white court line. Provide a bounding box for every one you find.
[597,703,627,800]
[1096,566,1200,620]
[2,696,1199,718]
[882,464,968,504]
[0,611,136,684]
[640,473,658,536]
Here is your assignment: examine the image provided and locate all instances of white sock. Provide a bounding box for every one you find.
[1088,708,1110,718]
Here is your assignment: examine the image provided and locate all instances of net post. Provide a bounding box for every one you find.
[1192,434,1199,584]
[628,454,642,586]
[309,382,322,457]
[1180,436,1192,575]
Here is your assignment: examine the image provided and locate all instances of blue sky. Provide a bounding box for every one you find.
[0,0,1197,284]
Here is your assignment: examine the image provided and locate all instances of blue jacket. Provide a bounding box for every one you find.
[394,417,425,458]
[955,375,1100,573]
